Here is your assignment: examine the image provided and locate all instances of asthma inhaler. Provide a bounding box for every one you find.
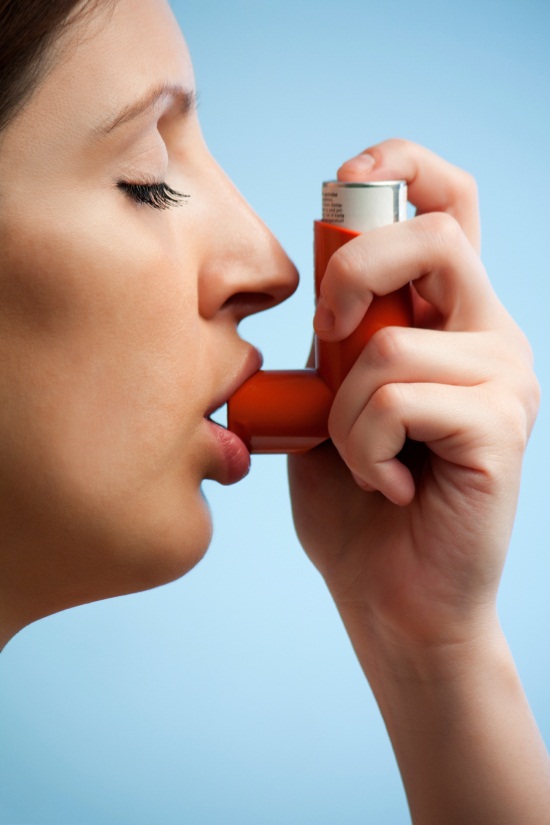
[227,181,413,454]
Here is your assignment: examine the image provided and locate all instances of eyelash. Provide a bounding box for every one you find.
[117,180,188,210]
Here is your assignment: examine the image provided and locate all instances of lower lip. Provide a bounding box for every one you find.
[206,418,251,484]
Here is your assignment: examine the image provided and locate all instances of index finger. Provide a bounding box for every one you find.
[337,138,481,253]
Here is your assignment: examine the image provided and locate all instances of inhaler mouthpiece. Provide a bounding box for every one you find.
[227,180,412,454]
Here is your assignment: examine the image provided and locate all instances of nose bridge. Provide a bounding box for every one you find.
[202,162,298,311]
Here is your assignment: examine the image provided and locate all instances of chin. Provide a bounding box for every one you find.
[117,494,214,594]
[1,475,216,645]
[60,487,216,607]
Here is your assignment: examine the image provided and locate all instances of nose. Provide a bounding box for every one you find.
[197,161,299,323]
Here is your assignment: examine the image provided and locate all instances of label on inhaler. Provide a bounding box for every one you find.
[322,181,407,232]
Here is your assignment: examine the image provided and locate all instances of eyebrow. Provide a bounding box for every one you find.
[94,84,197,137]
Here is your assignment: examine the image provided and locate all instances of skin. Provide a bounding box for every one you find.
[0,0,548,821]
[289,142,550,822]
[0,0,298,643]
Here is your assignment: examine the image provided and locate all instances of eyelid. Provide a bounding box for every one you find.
[117,180,190,210]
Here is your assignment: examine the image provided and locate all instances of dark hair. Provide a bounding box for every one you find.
[0,0,102,133]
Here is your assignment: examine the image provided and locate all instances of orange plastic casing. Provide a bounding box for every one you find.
[227,220,413,453]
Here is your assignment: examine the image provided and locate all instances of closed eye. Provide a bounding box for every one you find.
[118,181,190,209]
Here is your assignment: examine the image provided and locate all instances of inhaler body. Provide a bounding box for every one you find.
[227,181,412,454]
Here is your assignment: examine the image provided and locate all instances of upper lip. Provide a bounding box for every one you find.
[205,346,263,419]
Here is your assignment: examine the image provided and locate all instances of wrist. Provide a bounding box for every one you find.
[334,598,506,692]
[337,601,550,825]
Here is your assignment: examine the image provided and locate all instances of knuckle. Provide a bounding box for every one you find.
[417,210,462,248]
[382,137,410,153]
[522,371,541,432]
[504,344,541,433]
[362,326,406,369]
[369,382,404,417]
[415,212,468,269]
[330,243,363,289]
[504,405,531,453]
[472,401,529,485]
[487,394,531,456]
[322,242,373,308]
[516,327,536,368]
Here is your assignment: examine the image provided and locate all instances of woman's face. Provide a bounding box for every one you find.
[0,0,297,623]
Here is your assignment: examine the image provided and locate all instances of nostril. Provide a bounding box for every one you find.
[221,291,277,318]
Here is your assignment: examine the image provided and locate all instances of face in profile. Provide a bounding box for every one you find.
[0,0,297,637]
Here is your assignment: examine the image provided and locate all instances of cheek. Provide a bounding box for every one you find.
[0,209,211,585]
[0,204,200,417]
[1,202,196,337]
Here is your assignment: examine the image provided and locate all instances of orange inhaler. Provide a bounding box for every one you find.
[227,181,413,454]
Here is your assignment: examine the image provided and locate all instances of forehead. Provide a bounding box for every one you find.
[21,0,194,140]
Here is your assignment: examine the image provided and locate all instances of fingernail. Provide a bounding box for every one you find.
[314,298,335,332]
[339,152,376,177]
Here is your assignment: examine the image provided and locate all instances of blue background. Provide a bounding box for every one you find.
[1,1,549,822]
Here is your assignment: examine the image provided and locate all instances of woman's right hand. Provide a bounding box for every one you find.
[289,138,539,650]
[288,139,548,824]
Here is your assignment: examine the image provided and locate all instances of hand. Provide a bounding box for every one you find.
[288,139,539,650]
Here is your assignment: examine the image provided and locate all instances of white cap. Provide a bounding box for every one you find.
[322,180,407,232]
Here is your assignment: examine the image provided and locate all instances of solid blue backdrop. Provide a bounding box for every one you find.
[1,1,549,823]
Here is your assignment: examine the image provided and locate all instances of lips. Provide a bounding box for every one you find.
[203,346,263,484]
[205,346,263,420]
